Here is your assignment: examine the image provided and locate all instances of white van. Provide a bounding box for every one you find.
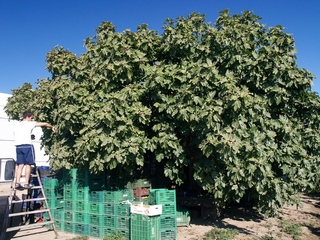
[0,92,49,182]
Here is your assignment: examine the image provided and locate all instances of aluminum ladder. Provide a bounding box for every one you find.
[0,164,58,240]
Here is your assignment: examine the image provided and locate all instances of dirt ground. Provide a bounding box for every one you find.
[177,193,320,240]
[1,182,319,240]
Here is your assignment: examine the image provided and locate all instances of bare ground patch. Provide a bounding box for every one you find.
[177,193,320,240]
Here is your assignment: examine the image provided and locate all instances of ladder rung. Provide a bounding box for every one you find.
[30,186,42,190]
[30,174,40,177]
[18,173,41,178]
[12,197,46,203]
[8,209,50,217]
[12,186,43,191]
[6,221,55,232]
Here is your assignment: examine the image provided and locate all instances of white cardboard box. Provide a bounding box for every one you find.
[130,202,162,216]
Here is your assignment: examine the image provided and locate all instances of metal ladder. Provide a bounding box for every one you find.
[0,164,58,240]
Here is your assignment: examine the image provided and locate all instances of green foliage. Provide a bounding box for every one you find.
[5,83,36,120]
[204,228,239,240]
[5,10,320,214]
[66,236,88,240]
[279,219,302,239]
[103,231,127,240]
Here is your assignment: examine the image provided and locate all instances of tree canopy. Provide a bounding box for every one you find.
[6,10,320,214]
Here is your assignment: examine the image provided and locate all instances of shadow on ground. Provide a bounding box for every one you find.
[0,195,26,240]
[188,204,265,237]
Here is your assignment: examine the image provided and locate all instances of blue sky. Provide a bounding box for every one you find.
[1,0,319,95]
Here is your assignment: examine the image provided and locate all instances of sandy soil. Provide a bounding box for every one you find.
[177,194,320,240]
[1,182,319,240]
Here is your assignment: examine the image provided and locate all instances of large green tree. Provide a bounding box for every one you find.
[6,10,320,214]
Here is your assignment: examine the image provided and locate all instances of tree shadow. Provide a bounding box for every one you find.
[179,193,320,239]
[222,204,264,222]
[4,228,53,240]
[0,195,25,240]
[303,192,320,207]
[304,224,320,238]
[187,204,265,236]
[298,194,320,237]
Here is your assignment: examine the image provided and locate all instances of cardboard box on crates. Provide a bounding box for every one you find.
[130,202,162,216]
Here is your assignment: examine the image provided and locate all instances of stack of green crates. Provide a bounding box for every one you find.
[43,177,65,230]
[149,189,177,240]
[43,168,115,236]
[88,189,133,239]
[63,168,90,235]
[44,170,180,240]
[43,168,136,238]
[130,213,161,240]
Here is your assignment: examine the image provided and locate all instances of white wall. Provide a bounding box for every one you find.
[0,93,16,160]
[0,93,50,181]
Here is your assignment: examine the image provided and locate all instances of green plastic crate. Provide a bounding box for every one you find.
[89,202,104,215]
[74,223,89,236]
[160,215,177,229]
[43,178,59,189]
[149,189,176,204]
[64,168,89,180]
[103,203,131,216]
[64,200,73,211]
[63,189,73,200]
[44,188,62,198]
[64,187,89,201]
[53,219,64,231]
[89,214,104,226]
[74,211,89,224]
[117,216,130,230]
[44,218,64,231]
[160,228,177,240]
[103,189,134,203]
[63,221,75,234]
[116,203,131,216]
[162,203,177,216]
[176,208,190,227]
[89,190,104,202]
[75,187,90,201]
[43,209,55,222]
[89,225,104,239]
[64,210,74,222]
[44,219,63,230]
[63,179,88,189]
[51,208,64,221]
[104,215,117,228]
[74,200,89,213]
[103,227,116,236]
[130,213,160,240]
[47,197,64,209]
[104,203,116,215]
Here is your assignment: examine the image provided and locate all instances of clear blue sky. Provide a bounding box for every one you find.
[1,0,319,94]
